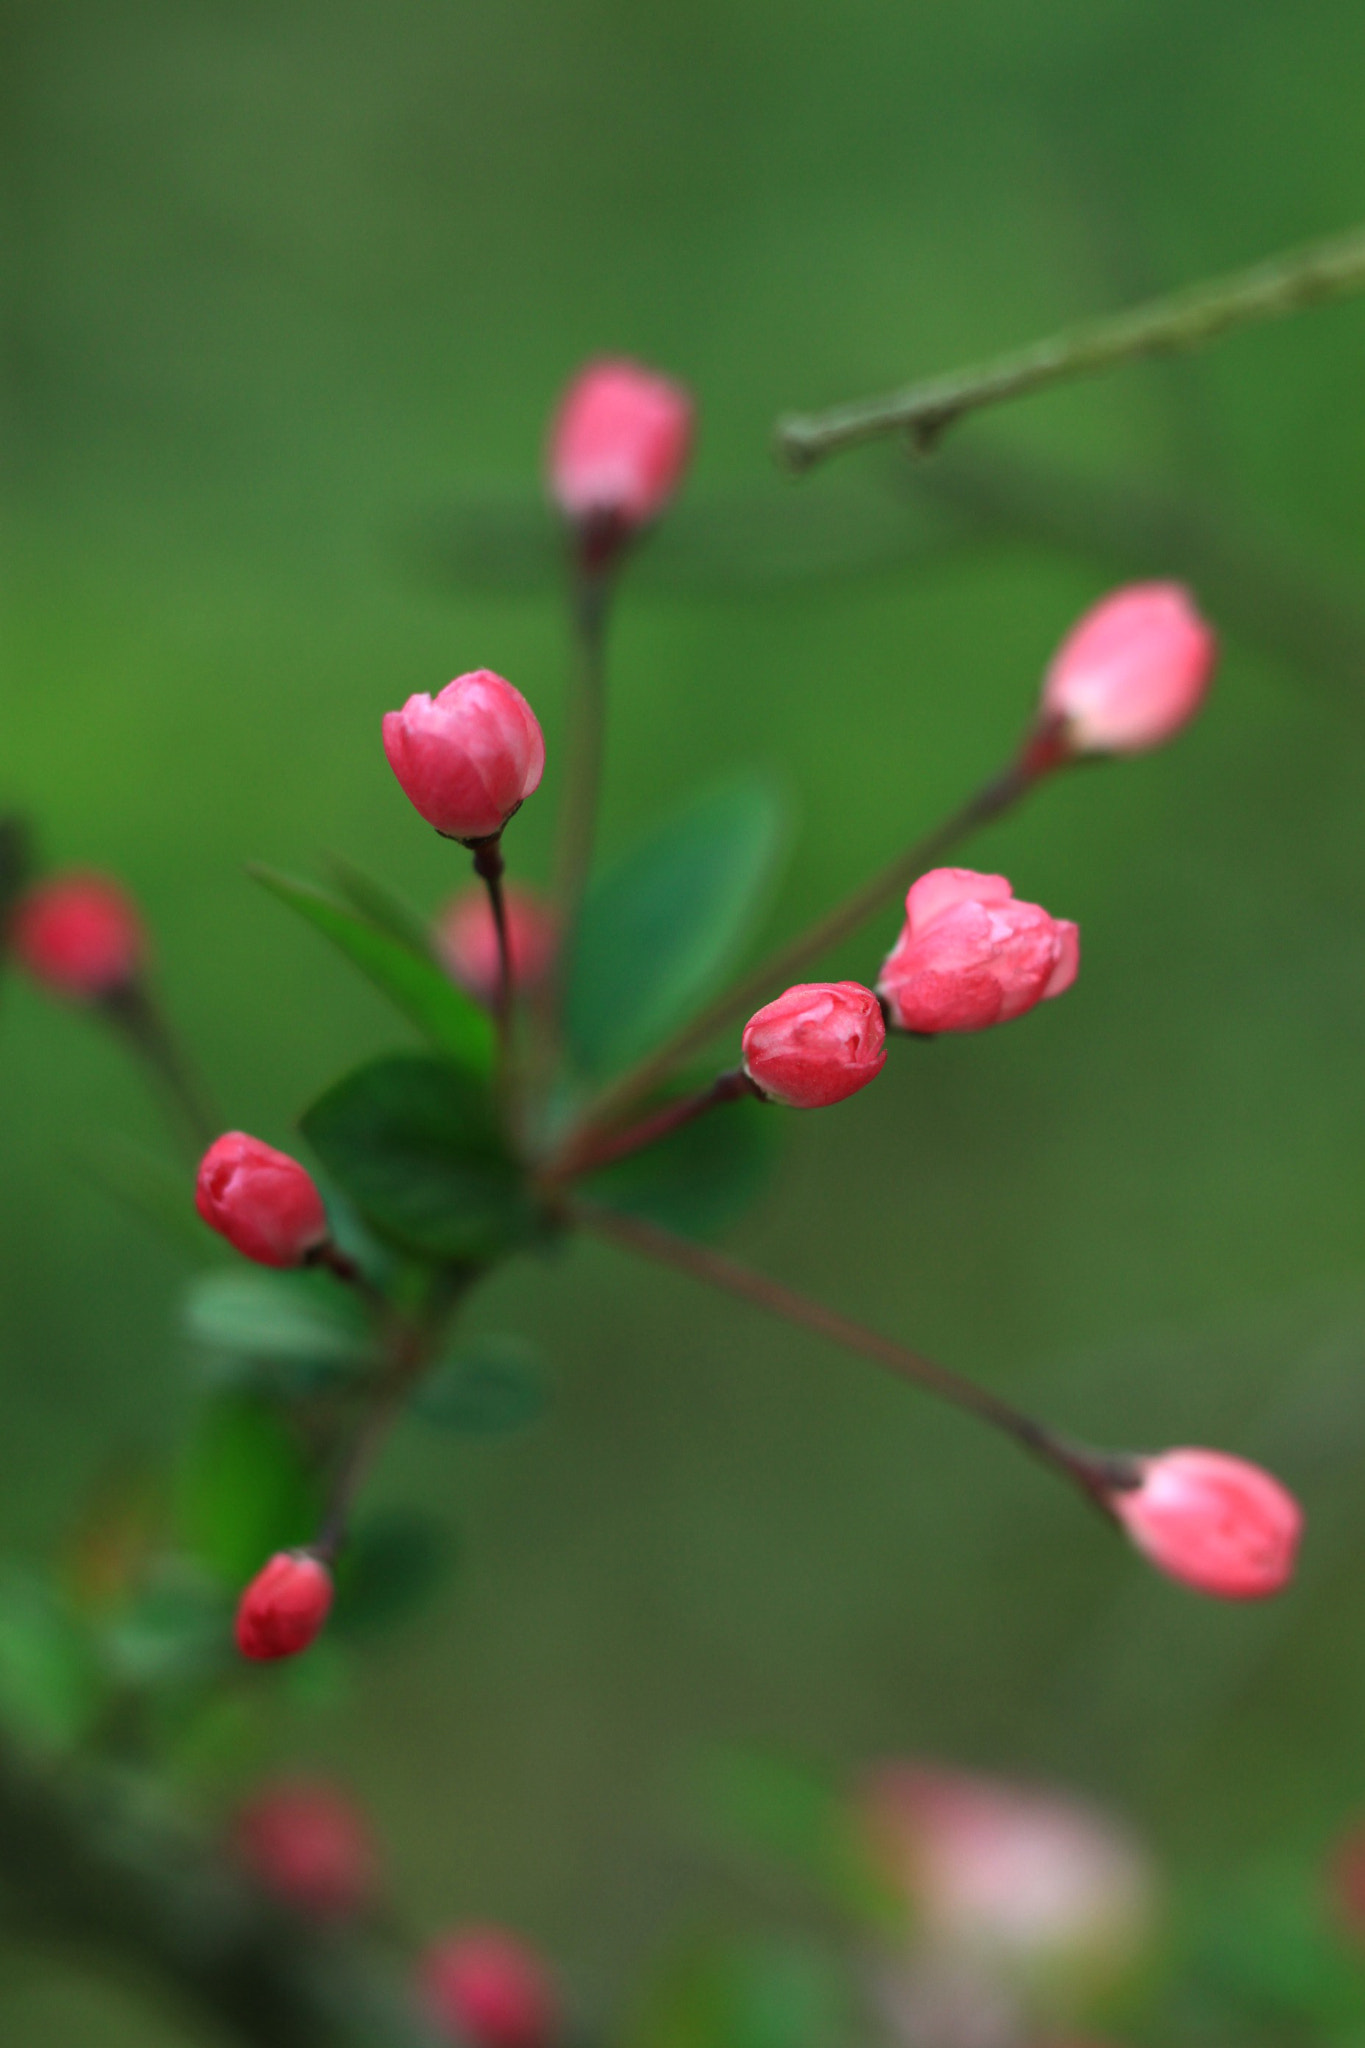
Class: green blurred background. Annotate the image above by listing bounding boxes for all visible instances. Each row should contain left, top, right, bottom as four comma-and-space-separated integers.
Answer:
7, 0, 1365, 2037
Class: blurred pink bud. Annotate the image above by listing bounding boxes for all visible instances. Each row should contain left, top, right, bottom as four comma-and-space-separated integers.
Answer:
863, 1764, 1153, 1976
196, 1132, 330, 1268
9, 873, 145, 1000
235, 1552, 333, 1661
549, 358, 693, 535
383, 671, 545, 843
1108, 1448, 1301, 1600
422, 1927, 558, 2048
230, 1780, 377, 1918
436, 885, 558, 1008
1042, 583, 1216, 756
741, 981, 886, 1108
877, 869, 1078, 1035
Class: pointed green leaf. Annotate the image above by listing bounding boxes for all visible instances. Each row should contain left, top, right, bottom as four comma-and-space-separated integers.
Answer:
414, 1335, 548, 1434
177, 1396, 323, 1584
324, 852, 434, 955
184, 1269, 373, 1382
0, 1569, 105, 1752
252, 867, 493, 1074
301, 1054, 540, 1264
568, 778, 787, 1078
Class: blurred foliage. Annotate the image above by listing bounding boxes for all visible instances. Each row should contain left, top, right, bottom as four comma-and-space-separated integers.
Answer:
10, 0, 1365, 2041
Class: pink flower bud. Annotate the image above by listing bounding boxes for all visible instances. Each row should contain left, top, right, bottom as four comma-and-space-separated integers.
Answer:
741, 981, 887, 1108
235, 1551, 333, 1661
9, 872, 145, 1000
1108, 1448, 1302, 1600
383, 671, 545, 843
877, 869, 1078, 1035
862, 1764, 1153, 1977
196, 1132, 330, 1268
548, 357, 693, 533
422, 1928, 558, 2048
230, 1780, 377, 1918
436, 885, 558, 1008
1042, 583, 1216, 756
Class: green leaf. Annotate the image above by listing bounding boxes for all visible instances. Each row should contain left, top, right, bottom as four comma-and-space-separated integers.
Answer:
584, 1092, 779, 1238
331, 1509, 455, 1637
414, 1335, 548, 1434
177, 1396, 323, 1585
630, 1938, 851, 2048
252, 867, 493, 1075
184, 1269, 373, 1382
698, 1748, 895, 1927
301, 1054, 540, 1264
0, 1568, 105, 1751
567, 777, 787, 1079
324, 852, 434, 955
103, 1563, 232, 1688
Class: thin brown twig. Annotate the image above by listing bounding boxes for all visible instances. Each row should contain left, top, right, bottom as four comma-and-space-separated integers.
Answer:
572, 1197, 1134, 1505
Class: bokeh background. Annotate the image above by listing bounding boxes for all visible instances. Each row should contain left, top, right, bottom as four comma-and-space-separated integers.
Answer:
7, 0, 1365, 2038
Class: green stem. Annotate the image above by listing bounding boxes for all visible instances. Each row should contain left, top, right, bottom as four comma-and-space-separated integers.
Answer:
100, 980, 218, 1154
573, 1199, 1132, 1505
565, 744, 1054, 1146
778, 221, 1365, 468
551, 567, 613, 952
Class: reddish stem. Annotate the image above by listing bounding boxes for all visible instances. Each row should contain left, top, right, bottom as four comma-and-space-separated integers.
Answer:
550, 1068, 758, 1181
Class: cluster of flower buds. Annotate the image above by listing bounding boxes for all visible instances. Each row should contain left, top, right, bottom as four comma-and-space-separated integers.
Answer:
421, 1926, 560, 2048
9, 872, 146, 1001
230, 1779, 378, 1918
1106, 1447, 1302, 1600
437, 884, 557, 1009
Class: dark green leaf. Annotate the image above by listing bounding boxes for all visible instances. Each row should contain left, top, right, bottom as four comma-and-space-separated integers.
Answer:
301, 1054, 540, 1263
324, 852, 434, 955
568, 778, 787, 1078
584, 1092, 779, 1238
331, 1508, 455, 1637
184, 1269, 374, 1385
252, 868, 493, 1075
414, 1335, 548, 1434
0, 1568, 105, 1751
176, 1396, 323, 1584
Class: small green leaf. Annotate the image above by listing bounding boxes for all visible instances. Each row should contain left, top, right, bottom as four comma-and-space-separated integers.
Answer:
177, 1396, 323, 1585
584, 1092, 779, 1238
414, 1335, 548, 1434
253, 867, 493, 1075
0, 1568, 105, 1751
567, 777, 787, 1078
184, 1269, 373, 1380
332, 1509, 455, 1637
301, 1054, 541, 1264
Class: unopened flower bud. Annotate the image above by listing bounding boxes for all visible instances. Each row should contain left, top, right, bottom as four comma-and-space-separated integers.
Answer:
230, 1779, 377, 1918
878, 869, 1078, 1036
436, 885, 557, 1008
235, 1551, 333, 1660
9, 872, 145, 1000
1108, 1448, 1301, 1600
384, 671, 545, 844
549, 358, 692, 545
741, 981, 886, 1108
422, 1927, 559, 2048
1042, 583, 1216, 756
196, 1132, 330, 1268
